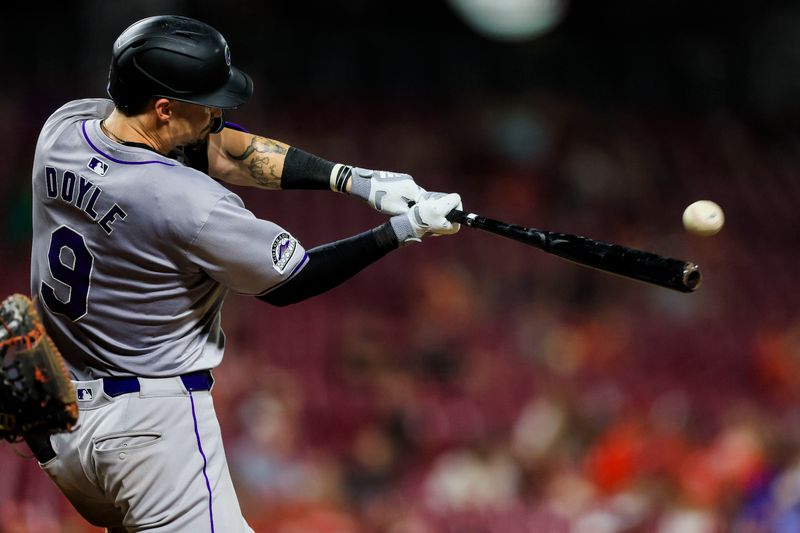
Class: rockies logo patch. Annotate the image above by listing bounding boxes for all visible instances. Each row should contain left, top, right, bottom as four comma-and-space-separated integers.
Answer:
271, 232, 297, 273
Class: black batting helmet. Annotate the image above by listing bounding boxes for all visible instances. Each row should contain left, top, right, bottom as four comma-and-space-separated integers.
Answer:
107, 15, 253, 113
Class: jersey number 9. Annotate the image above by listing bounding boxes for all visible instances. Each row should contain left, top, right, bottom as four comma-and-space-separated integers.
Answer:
41, 226, 94, 321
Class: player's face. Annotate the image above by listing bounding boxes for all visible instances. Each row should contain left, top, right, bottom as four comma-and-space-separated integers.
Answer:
168, 101, 222, 146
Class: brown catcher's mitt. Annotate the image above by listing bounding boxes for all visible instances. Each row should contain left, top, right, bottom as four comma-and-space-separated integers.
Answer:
0, 294, 77, 442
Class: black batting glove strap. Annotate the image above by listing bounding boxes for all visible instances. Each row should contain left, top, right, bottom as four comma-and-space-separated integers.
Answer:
331, 164, 354, 193
258, 222, 399, 307
280, 147, 337, 190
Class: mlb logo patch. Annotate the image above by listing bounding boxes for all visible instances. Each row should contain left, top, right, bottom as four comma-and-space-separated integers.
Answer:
87, 157, 109, 176
77, 388, 94, 401
271, 232, 297, 273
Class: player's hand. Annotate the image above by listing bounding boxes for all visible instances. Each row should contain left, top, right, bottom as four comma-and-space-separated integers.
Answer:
389, 193, 462, 244
415, 191, 464, 236
349, 167, 426, 215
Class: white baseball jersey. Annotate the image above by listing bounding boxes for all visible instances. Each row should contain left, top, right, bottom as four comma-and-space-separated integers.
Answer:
30, 98, 308, 380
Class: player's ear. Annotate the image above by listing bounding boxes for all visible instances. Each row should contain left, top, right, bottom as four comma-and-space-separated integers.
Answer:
153, 98, 173, 121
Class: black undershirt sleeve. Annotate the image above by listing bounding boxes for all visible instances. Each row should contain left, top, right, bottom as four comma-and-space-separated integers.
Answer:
258, 222, 399, 307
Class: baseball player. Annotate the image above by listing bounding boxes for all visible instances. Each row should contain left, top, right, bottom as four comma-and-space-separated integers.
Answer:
28, 15, 461, 532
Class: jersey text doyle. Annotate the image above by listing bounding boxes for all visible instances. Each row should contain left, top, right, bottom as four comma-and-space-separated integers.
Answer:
44, 166, 127, 235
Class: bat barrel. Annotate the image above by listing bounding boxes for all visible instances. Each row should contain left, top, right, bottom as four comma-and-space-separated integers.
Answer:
682, 262, 702, 291
446, 209, 702, 293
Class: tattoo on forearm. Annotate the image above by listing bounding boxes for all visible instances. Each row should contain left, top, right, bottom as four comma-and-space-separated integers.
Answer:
227, 136, 287, 189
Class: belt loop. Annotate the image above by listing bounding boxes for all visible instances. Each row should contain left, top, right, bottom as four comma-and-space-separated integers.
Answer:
103, 376, 141, 397
180, 371, 214, 392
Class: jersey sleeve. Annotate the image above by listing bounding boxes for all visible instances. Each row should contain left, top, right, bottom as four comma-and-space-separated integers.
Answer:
186, 194, 309, 295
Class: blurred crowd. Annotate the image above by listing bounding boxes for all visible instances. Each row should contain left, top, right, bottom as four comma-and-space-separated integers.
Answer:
1, 91, 800, 533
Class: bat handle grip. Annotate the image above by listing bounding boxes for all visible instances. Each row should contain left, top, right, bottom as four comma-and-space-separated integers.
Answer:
446, 209, 473, 226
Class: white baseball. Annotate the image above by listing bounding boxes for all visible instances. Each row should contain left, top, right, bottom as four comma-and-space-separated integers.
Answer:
682, 200, 724, 236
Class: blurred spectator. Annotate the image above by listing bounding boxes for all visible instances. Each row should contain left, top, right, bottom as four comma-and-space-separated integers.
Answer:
753, 317, 800, 406
423, 436, 521, 513
228, 367, 346, 528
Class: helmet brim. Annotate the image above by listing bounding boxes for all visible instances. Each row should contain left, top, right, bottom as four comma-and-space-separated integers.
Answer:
165, 66, 253, 110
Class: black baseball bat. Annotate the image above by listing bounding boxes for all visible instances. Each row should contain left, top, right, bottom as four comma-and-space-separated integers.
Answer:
446, 209, 701, 293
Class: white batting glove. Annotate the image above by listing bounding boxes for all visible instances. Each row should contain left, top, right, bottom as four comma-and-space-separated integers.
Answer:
415, 191, 464, 237
389, 193, 462, 245
348, 167, 426, 215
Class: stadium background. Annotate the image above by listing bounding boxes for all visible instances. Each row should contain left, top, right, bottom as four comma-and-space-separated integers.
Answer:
2, 1, 800, 531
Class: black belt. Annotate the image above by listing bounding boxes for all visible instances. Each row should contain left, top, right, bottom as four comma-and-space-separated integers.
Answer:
102, 370, 214, 397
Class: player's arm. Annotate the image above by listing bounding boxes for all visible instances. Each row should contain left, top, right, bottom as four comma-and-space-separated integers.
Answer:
187, 189, 461, 307
206, 127, 288, 190
206, 127, 435, 215
259, 193, 462, 306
